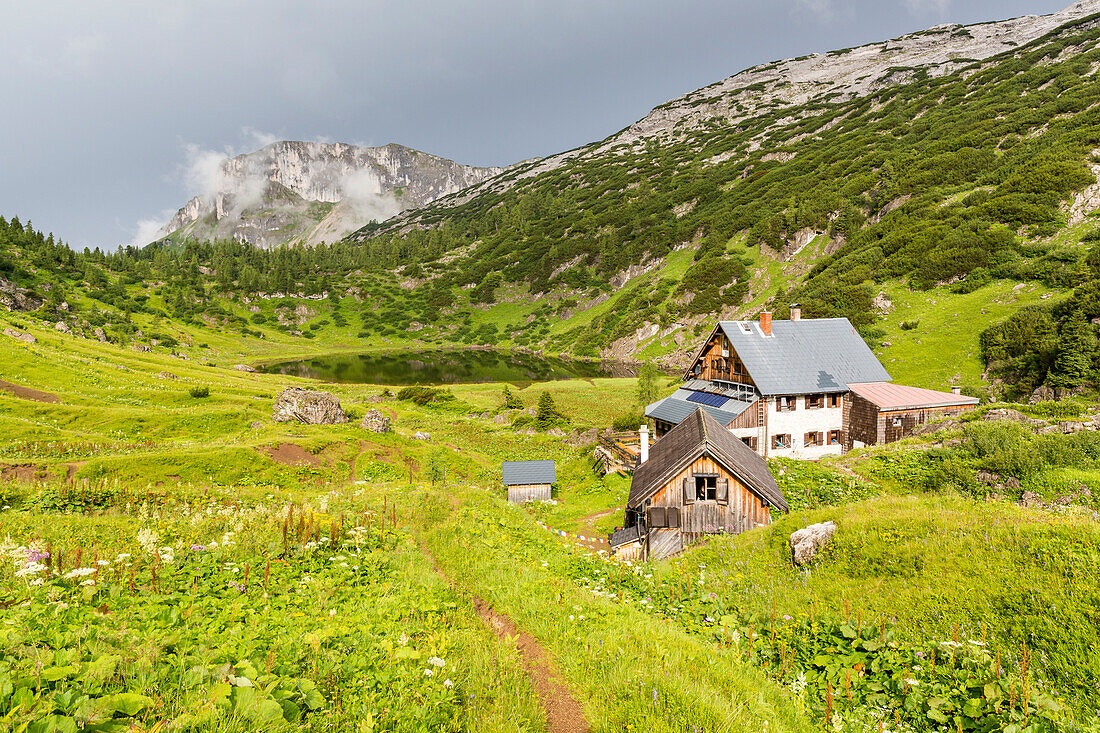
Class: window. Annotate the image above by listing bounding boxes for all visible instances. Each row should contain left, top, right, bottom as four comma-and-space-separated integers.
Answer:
772, 433, 791, 450
805, 394, 824, 410
647, 506, 679, 528
741, 436, 758, 450
695, 474, 718, 501
777, 396, 796, 412
892, 416, 904, 427
827, 429, 842, 445
828, 394, 842, 408
804, 431, 823, 447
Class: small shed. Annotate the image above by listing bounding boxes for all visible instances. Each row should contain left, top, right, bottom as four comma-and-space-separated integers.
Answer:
502, 460, 556, 503
617, 407, 786, 561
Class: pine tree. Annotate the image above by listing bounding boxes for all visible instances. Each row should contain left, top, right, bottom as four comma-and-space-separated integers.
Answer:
1049, 311, 1094, 389
501, 384, 524, 410
535, 391, 562, 430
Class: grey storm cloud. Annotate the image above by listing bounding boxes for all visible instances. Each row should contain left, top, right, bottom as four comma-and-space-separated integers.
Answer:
0, 0, 1070, 249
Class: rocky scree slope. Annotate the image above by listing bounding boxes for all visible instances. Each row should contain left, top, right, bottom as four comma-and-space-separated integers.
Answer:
157, 141, 504, 248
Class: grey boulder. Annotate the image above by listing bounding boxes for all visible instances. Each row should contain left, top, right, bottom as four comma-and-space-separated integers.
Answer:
790, 521, 837, 566
272, 387, 348, 424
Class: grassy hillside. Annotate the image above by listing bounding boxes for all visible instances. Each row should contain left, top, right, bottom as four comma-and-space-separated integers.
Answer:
0, 313, 1098, 730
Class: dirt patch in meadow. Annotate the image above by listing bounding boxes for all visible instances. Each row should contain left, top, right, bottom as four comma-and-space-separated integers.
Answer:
0, 380, 59, 403
473, 598, 590, 733
1, 464, 44, 482
66, 462, 85, 482
262, 443, 325, 467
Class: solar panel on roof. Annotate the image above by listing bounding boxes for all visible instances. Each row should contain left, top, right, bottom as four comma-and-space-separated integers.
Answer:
686, 391, 728, 408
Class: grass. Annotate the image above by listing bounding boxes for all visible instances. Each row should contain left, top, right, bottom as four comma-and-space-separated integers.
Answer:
873, 278, 1061, 390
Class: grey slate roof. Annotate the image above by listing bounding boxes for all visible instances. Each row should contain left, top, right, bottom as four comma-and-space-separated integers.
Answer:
609, 524, 642, 548
629, 408, 787, 512
645, 389, 753, 426
717, 318, 891, 396
502, 460, 556, 486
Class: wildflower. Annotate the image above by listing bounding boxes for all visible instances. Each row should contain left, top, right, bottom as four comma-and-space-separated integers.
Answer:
136, 528, 160, 555
423, 669, 434, 677
190, 545, 206, 551
116, 553, 130, 562
429, 657, 445, 667
81, 579, 95, 586
63, 567, 96, 579
398, 633, 409, 646
96, 560, 109, 566
904, 678, 919, 686
443, 679, 454, 689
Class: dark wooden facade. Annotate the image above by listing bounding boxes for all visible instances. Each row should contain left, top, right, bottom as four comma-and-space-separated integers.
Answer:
692, 332, 757, 388
643, 455, 772, 560
845, 392, 973, 448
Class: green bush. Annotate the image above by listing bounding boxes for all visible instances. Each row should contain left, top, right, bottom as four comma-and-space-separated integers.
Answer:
189, 386, 210, 398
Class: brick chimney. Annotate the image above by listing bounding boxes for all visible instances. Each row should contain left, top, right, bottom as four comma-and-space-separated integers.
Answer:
790, 304, 801, 322
639, 424, 649, 464
759, 311, 772, 336
951, 386, 962, 395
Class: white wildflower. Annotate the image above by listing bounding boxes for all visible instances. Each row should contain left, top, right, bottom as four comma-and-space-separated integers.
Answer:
443, 679, 454, 689
63, 567, 96, 579
136, 528, 159, 555
429, 657, 445, 668
423, 668, 434, 677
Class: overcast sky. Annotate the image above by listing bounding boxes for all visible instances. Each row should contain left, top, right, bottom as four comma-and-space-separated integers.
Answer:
0, 0, 1069, 250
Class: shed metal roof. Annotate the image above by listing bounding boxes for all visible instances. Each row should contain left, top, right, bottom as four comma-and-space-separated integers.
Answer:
847, 382, 979, 411
714, 318, 891, 396
645, 389, 752, 426
502, 460, 556, 487
609, 524, 642, 548
629, 408, 786, 512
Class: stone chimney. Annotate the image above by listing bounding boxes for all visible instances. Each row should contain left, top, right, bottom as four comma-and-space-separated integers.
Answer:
760, 311, 772, 336
951, 386, 962, 395
639, 424, 649, 464
790, 304, 801, 322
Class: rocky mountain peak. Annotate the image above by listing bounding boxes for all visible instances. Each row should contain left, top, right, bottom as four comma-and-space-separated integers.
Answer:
155, 141, 503, 248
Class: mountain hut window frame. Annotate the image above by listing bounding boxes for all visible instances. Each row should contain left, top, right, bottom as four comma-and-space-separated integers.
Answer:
741, 435, 758, 450
892, 416, 904, 427
827, 429, 842, 445
772, 433, 791, 450
694, 473, 718, 501
777, 396, 796, 412
805, 393, 824, 410
828, 394, 842, 408
804, 430, 823, 447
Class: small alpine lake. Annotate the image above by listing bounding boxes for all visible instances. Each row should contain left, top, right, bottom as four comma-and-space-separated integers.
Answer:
256, 348, 642, 385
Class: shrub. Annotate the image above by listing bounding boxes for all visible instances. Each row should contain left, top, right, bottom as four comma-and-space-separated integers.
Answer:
189, 386, 210, 398
899, 319, 920, 331
396, 385, 453, 406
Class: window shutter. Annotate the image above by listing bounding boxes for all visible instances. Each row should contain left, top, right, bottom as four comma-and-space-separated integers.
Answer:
667, 507, 680, 528
648, 506, 666, 528
682, 477, 694, 505
716, 478, 729, 505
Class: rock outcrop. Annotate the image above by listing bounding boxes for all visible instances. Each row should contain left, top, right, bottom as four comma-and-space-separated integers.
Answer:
790, 521, 837, 566
272, 387, 348, 424
155, 141, 505, 248
413, 431, 431, 441
360, 408, 392, 433
232, 364, 258, 373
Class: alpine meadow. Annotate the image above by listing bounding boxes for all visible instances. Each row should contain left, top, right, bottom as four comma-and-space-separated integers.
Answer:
5, 2, 1100, 733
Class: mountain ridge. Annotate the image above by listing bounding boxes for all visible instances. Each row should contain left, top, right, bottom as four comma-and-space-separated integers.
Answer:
157, 140, 505, 248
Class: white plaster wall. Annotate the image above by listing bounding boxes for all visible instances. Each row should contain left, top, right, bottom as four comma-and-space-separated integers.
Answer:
764, 395, 844, 459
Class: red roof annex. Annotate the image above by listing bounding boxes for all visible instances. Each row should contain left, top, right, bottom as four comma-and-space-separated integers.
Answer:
847, 382, 979, 411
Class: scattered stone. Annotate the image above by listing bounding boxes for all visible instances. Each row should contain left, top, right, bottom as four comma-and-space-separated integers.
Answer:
977, 470, 1002, 486
157, 371, 178, 380
3, 328, 21, 339
492, 413, 510, 425
54, 321, 71, 334
981, 408, 1046, 428
912, 419, 959, 436
133, 343, 151, 352
790, 521, 836, 566
17, 333, 36, 344
1028, 385, 1056, 404
546, 427, 566, 437
872, 292, 894, 315
413, 431, 431, 440
272, 387, 348, 424
94, 327, 107, 342
1054, 494, 1074, 506
233, 364, 258, 373
360, 409, 392, 434
567, 428, 599, 447
1005, 476, 1021, 491
1019, 491, 1043, 508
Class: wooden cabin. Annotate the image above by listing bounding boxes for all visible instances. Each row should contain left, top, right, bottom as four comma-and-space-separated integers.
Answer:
502, 460, 556, 503
611, 408, 787, 561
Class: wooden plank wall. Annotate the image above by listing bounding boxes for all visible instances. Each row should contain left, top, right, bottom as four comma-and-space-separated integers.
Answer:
648, 455, 771, 558
507, 484, 552, 503
728, 400, 761, 429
